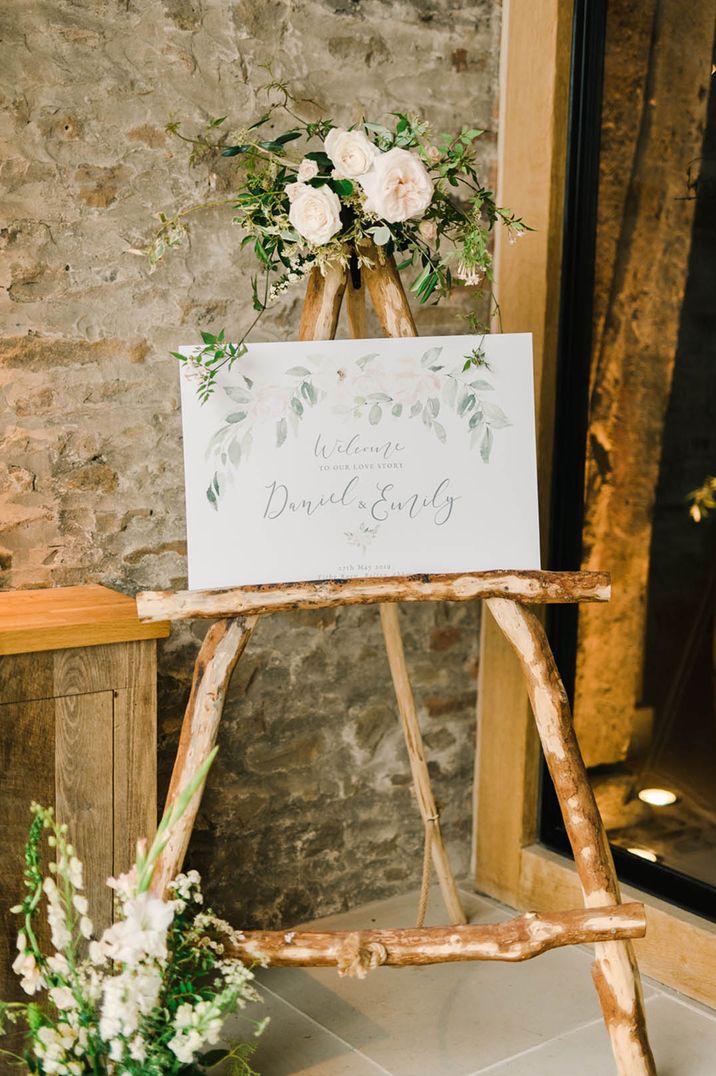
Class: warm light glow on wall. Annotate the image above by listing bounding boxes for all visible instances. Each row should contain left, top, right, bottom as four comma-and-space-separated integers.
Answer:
637, 788, 678, 807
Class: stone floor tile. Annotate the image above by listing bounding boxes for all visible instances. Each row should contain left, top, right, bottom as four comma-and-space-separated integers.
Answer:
470, 994, 716, 1076
223, 989, 389, 1075
258, 888, 611, 1075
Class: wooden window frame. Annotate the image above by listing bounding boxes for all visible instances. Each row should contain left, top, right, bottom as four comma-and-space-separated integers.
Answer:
472, 0, 716, 1008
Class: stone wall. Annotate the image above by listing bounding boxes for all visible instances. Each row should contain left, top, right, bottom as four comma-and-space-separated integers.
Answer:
0, 0, 500, 926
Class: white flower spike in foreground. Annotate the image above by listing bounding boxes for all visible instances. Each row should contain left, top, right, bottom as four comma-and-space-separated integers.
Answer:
2, 751, 266, 1075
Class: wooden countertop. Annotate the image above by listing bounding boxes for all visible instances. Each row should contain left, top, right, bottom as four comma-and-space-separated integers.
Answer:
0, 585, 171, 655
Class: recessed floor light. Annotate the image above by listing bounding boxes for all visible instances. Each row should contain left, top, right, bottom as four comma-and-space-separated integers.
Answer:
627, 847, 658, 863
637, 787, 678, 807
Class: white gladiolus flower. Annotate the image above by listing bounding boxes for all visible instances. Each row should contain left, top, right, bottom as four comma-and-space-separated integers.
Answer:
359, 147, 434, 223
12, 937, 45, 995
99, 892, 174, 965
168, 1000, 223, 1065
47, 952, 70, 976
72, 894, 88, 916
49, 985, 77, 1010
288, 183, 343, 246
325, 127, 378, 178
67, 856, 83, 890
297, 157, 319, 181
43, 878, 72, 951
99, 965, 162, 1041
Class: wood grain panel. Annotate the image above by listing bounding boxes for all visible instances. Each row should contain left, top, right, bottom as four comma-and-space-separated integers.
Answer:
0, 651, 53, 705
520, 845, 716, 1009
0, 585, 169, 656
113, 641, 157, 875
55, 691, 114, 933
0, 698, 55, 1000
53, 642, 127, 696
472, 0, 573, 900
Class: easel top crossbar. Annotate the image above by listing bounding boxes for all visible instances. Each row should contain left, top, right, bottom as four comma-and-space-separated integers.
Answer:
136, 569, 610, 623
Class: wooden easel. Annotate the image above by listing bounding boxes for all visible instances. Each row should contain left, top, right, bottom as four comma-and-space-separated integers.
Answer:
137, 247, 656, 1075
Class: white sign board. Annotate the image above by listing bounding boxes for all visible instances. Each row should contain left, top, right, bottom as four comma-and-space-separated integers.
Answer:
179, 334, 540, 589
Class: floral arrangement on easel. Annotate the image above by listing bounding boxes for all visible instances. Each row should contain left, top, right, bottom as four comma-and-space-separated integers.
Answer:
0, 751, 265, 1075
146, 80, 527, 400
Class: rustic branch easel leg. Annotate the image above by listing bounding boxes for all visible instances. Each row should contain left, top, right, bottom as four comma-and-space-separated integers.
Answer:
486, 598, 655, 1076
151, 616, 257, 896
346, 264, 466, 925
380, 603, 468, 925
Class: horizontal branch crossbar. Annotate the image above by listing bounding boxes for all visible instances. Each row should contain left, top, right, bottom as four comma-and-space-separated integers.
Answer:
228, 903, 645, 973
137, 570, 611, 623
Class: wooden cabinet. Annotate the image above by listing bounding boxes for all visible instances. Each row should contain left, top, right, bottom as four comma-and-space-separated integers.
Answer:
0, 585, 169, 997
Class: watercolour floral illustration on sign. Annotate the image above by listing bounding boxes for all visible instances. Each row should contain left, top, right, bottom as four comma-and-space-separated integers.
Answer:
179, 334, 540, 590
200, 345, 511, 510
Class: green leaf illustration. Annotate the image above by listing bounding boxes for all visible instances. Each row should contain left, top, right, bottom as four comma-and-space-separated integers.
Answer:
481, 401, 512, 428
392, 403, 403, 417
228, 440, 241, 464
226, 411, 247, 423
286, 366, 312, 376
410, 401, 422, 417
291, 397, 304, 416
276, 417, 287, 447
224, 387, 251, 403
356, 353, 379, 370
369, 402, 382, 425
433, 420, 447, 443
480, 426, 494, 463
420, 346, 443, 367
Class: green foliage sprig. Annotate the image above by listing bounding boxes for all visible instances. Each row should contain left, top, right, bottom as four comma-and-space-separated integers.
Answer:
148, 79, 528, 400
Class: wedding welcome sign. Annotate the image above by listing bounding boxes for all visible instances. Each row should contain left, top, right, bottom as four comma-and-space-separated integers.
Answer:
179, 334, 540, 589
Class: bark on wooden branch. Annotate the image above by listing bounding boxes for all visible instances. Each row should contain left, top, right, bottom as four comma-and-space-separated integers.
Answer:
150, 617, 256, 896
487, 598, 656, 1075
298, 263, 346, 341
345, 270, 368, 339
361, 242, 418, 337
379, 603, 466, 925
228, 903, 646, 974
137, 570, 611, 622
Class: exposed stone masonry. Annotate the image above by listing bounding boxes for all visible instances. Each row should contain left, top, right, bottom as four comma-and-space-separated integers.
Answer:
1, 0, 499, 926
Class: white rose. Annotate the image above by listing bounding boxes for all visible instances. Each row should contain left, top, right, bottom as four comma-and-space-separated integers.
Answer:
359, 147, 434, 223
288, 183, 343, 246
297, 157, 319, 181
324, 127, 378, 178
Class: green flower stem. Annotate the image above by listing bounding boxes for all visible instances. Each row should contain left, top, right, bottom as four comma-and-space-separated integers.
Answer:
135, 746, 219, 893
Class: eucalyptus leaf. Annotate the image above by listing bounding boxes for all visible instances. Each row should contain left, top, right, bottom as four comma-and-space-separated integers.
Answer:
392, 403, 403, 417
480, 425, 494, 463
226, 412, 247, 423
433, 420, 447, 443
369, 403, 382, 425
291, 396, 304, 416
276, 417, 287, 447
410, 400, 422, 417
224, 387, 250, 403
480, 401, 511, 427
286, 366, 312, 376
420, 346, 443, 367
228, 440, 242, 464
